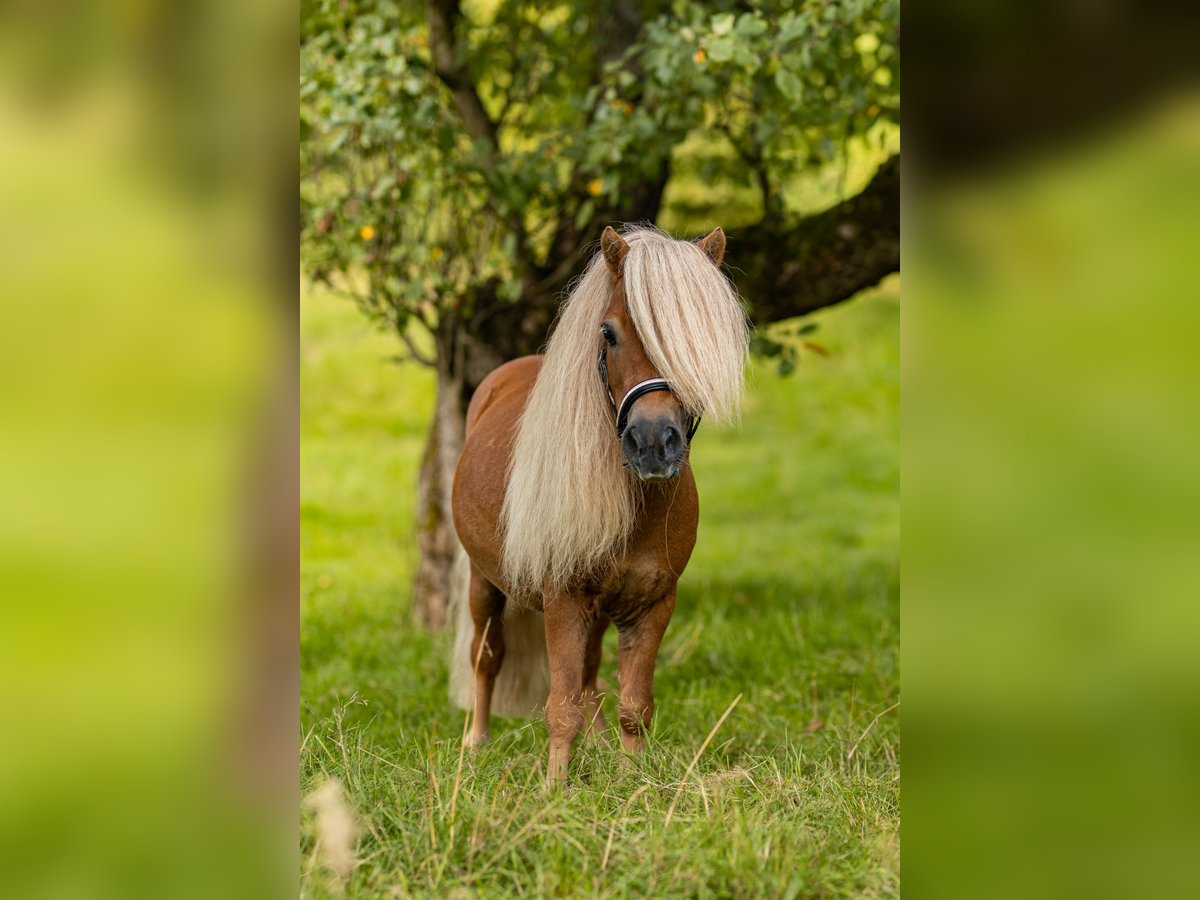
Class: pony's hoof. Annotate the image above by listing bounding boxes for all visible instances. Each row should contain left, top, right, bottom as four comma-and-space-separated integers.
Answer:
464, 732, 490, 750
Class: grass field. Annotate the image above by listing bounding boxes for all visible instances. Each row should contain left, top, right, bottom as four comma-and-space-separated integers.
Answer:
300, 275, 899, 897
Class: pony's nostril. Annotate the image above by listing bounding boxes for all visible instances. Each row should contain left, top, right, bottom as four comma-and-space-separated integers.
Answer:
624, 424, 642, 453
662, 425, 681, 457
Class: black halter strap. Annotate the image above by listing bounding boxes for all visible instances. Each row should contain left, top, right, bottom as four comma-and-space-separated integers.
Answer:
598, 348, 701, 442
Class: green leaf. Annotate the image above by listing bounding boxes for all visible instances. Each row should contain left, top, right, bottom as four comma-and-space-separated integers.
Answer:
774, 69, 803, 101
497, 279, 522, 302
778, 12, 809, 43
855, 32, 880, 55
735, 14, 768, 38
733, 44, 760, 70
370, 174, 397, 200
750, 334, 784, 358
711, 13, 735, 36
574, 199, 595, 231
707, 37, 734, 63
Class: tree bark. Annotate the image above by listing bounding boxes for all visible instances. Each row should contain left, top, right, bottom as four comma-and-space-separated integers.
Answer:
411, 329, 469, 629
411, 386, 454, 630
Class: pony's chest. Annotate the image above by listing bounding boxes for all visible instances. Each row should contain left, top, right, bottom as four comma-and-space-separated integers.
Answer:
592, 558, 678, 626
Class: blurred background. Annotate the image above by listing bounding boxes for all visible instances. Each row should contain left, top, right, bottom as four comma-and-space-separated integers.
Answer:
0, 1, 295, 898
906, 2, 1200, 898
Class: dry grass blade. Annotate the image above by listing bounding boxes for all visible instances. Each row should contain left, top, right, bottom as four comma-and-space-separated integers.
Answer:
601, 783, 652, 872
473, 802, 557, 879
663, 693, 742, 828
449, 616, 492, 842
846, 701, 899, 761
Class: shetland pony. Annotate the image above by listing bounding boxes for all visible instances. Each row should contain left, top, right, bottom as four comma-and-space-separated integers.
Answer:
449, 225, 748, 785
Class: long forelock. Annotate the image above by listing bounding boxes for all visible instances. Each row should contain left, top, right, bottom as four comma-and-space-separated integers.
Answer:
621, 226, 749, 422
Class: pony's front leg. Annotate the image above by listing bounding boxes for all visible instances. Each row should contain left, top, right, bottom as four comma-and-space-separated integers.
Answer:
616, 593, 676, 753
542, 594, 590, 787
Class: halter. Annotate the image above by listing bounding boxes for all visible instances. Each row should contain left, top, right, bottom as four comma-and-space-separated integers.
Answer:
598, 348, 701, 442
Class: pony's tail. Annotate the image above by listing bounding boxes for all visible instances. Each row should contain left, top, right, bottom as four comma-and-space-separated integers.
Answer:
448, 547, 550, 719
448, 546, 475, 712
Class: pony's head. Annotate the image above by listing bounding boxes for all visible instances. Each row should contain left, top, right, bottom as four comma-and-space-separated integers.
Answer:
597, 225, 727, 481
501, 225, 749, 597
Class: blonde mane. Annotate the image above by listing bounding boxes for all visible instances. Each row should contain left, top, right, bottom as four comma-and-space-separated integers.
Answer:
499, 226, 750, 599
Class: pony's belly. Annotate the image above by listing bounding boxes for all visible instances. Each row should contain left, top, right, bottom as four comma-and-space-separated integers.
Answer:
451, 438, 509, 593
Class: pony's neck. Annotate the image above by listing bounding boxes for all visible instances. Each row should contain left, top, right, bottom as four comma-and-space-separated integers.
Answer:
630, 474, 684, 520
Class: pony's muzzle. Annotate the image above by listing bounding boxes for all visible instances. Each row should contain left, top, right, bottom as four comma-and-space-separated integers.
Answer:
622, 417, 685, 481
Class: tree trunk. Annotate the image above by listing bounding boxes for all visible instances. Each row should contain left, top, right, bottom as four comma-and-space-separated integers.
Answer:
411, 321, 513, 630
411, 332, 469, 629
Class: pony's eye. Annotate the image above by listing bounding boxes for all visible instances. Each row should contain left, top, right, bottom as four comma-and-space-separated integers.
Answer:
601, 324, 617, 346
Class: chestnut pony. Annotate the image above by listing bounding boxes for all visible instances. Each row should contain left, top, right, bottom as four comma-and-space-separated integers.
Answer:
449, 225, 748, 785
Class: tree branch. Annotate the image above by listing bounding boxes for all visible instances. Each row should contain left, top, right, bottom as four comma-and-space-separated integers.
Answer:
716, 119, 774, 219
425, 0, 497, 145
729, 154, 899, 324
396, 328, 437, 368
425, 0, 541, 275
544, 0, 666, 277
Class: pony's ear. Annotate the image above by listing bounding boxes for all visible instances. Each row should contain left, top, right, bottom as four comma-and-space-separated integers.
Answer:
601, 226, 629, 274
698, 227, 726, 267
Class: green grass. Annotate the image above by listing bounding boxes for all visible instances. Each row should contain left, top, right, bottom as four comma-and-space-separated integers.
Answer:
301, 275, 899, 897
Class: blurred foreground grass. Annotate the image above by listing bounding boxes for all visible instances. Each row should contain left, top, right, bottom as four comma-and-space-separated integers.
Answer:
0, 55, 291, 897
300, 274, 899, 896
905, 92, 1200, 899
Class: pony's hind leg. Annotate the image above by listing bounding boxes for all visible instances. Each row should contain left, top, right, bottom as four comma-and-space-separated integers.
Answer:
466, 566, 506, 748
581, 613, 610, 741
